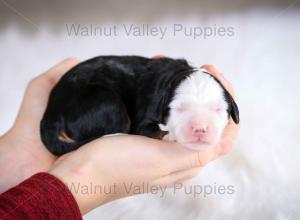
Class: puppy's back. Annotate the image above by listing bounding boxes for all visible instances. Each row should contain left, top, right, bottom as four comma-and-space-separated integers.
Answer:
41, 56, 150, 155
40, 56, 194, 155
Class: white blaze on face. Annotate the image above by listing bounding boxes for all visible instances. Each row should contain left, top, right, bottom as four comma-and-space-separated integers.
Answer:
159, 69, 229, 150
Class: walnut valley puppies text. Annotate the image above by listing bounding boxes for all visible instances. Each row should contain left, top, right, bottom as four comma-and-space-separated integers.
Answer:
65, 182, 235, 198
66, 23, 235, 39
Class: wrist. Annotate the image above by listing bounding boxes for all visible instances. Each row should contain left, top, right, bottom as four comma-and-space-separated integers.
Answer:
0, 131, 31, 193
0, 129, 57, 193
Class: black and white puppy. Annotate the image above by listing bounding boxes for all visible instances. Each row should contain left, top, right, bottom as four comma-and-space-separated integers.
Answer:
40, 56, 239, 155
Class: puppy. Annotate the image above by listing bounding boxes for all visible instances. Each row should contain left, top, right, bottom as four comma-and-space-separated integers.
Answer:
40, 56, 239, 155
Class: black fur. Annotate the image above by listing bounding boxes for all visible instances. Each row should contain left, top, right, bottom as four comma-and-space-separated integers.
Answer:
202, 71, 240, 124
40, 56, 239, 155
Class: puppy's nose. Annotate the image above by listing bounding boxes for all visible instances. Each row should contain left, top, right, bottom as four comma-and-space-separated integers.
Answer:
192, 125, 207, 137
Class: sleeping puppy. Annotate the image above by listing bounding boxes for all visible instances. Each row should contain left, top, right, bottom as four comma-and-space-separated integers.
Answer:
40, 56, 239, 155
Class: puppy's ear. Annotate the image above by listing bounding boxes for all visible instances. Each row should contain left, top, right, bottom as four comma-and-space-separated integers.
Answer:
225, 91, 240, 124
206, 72, 240, 124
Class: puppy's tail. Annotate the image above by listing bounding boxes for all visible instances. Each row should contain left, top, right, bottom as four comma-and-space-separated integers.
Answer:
40, 118, 87, 156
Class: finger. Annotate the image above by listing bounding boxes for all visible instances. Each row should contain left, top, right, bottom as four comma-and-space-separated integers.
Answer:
153, 167, 202, 187
152, 54, 166, 59
97, 135, 197, 172
156, 138, 221, 171
160, 141, 219, 172
98, 135, 216, 173
201, 64, 235, 97
24, 57, 79, 103
201, 64, 224, 78
36, 57, 80, 85
14, 58, 80, 129
219, 118, 240, 155
197, 146, 220, 165
222, 118, 240, 140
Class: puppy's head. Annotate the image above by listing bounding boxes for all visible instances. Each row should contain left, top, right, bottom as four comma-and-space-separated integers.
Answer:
159, 69, 239, 150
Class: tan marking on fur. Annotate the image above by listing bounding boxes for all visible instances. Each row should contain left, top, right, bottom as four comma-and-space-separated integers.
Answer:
156, 130, 168, 140
58, 131, 75, 143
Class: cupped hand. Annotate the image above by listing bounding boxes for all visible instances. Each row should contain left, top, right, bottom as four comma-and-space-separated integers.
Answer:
0, 56, 239, 215
49, 62, 240, 214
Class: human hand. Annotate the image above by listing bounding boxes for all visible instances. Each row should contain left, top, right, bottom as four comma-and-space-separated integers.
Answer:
49, 64, 240, 215
0, 56, 239, 216
0, 58, 80, 193
49, 134, 216, 214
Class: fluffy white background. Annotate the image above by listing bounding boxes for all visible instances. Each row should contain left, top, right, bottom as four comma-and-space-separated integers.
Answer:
0, 1, 299, 219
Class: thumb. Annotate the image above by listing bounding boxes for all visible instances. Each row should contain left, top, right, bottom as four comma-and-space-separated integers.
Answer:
161, 141, 219, 172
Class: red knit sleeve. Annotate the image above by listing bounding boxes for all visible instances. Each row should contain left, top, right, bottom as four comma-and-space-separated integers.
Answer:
0, 172, 82, 220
